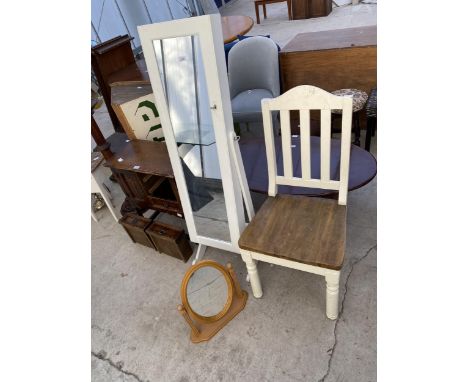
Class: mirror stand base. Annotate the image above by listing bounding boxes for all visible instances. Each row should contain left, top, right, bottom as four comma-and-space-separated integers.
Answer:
179, 261, 248, 344
188, 290, 248, 344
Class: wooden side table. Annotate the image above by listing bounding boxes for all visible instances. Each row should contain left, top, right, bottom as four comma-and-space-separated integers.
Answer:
103, 134, 184, 218
254, 0, 292, 24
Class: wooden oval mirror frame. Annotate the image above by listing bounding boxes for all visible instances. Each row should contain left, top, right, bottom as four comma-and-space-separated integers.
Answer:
178, 260, 248, 343
181, 260, 233, 323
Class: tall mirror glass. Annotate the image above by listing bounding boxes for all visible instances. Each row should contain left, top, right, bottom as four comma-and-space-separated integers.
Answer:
153, 36, 231, 243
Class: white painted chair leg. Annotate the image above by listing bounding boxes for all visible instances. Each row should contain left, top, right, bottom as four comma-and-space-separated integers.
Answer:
92, 168, 120, 223
99, 189, 120, 223
243, 254, 263, 298
91, 209, 98, 222
192, 244, 207, 265
325, 271, 340, 320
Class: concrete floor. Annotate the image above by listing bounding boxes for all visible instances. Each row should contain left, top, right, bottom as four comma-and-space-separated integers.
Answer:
92, 3, 377, 381
92, 174, 376, 382
92, 119, 376, 382
220, 0, 377, 48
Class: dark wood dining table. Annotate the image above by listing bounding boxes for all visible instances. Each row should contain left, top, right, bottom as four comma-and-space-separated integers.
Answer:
238, 136, 376, 197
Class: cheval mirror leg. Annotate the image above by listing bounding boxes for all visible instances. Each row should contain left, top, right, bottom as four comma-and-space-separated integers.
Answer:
192, 244, 207, 265
325, 271, 340, 320
241, 252, 263, 298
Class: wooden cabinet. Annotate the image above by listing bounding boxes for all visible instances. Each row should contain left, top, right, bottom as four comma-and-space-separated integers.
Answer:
291, 0, 332, 19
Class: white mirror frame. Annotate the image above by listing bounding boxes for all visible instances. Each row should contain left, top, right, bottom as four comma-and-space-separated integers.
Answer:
138, 15, 252, 254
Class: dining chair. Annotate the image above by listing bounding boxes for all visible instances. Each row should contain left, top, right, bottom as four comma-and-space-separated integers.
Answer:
238, 85, 353, 319
197, 0, 220, 15
228, 36, 280, 135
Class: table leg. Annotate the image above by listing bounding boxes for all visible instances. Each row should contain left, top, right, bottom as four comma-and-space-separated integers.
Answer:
263, 3, 267, 19
365, 117, 373, 151
288, 0, 292, 20
353, 112, 361, 147
255, 3, 260, 24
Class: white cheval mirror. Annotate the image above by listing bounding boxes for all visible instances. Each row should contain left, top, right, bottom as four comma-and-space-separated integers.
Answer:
138, 15, 254, 259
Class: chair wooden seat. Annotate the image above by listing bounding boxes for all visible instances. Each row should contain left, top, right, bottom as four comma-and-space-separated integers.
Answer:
239, 194, 346, 270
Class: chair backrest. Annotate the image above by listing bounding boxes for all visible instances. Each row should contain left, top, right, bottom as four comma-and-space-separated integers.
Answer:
197, 0, 220, 15
261, 85, 353, 205
228, 36, 280, 98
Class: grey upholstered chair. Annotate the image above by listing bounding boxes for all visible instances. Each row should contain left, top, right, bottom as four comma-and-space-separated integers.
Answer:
228, 36, 280, 134
196, 0, 220, 14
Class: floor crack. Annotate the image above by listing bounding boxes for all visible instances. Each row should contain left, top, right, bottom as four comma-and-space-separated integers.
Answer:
318, 244, 377, 382
92, 351, 147, 382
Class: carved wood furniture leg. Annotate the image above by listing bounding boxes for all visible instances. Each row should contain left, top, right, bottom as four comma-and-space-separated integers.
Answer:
287, 0, 292, 20
192, 244, 207, 265
255, 2, 261, 24
325, 271, 340, 320
242, 252, 263, 298
120, 197, 139, 215
263, 3, 267, 18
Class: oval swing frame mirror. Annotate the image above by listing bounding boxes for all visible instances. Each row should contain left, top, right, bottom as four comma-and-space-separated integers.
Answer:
181, 260, 233, 323
178, 260, 248, 343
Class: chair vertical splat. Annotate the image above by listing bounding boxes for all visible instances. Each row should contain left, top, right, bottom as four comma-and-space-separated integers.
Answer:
299, 109, 311, 179
261, 104, 278, 197
280, 110, 293, 178
320, 109, 331, 182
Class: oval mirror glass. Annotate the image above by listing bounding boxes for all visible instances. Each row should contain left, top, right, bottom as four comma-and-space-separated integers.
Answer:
186, 266, 228, 318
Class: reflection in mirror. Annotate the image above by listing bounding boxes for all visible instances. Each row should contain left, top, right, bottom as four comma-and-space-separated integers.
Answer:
187, 266, 228, 317
152, 36, 231, 243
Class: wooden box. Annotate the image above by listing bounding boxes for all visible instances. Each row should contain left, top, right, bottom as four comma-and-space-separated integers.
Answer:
119, 213, 154, 248
280, 26, 377, 94
146, 221, 193, 262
